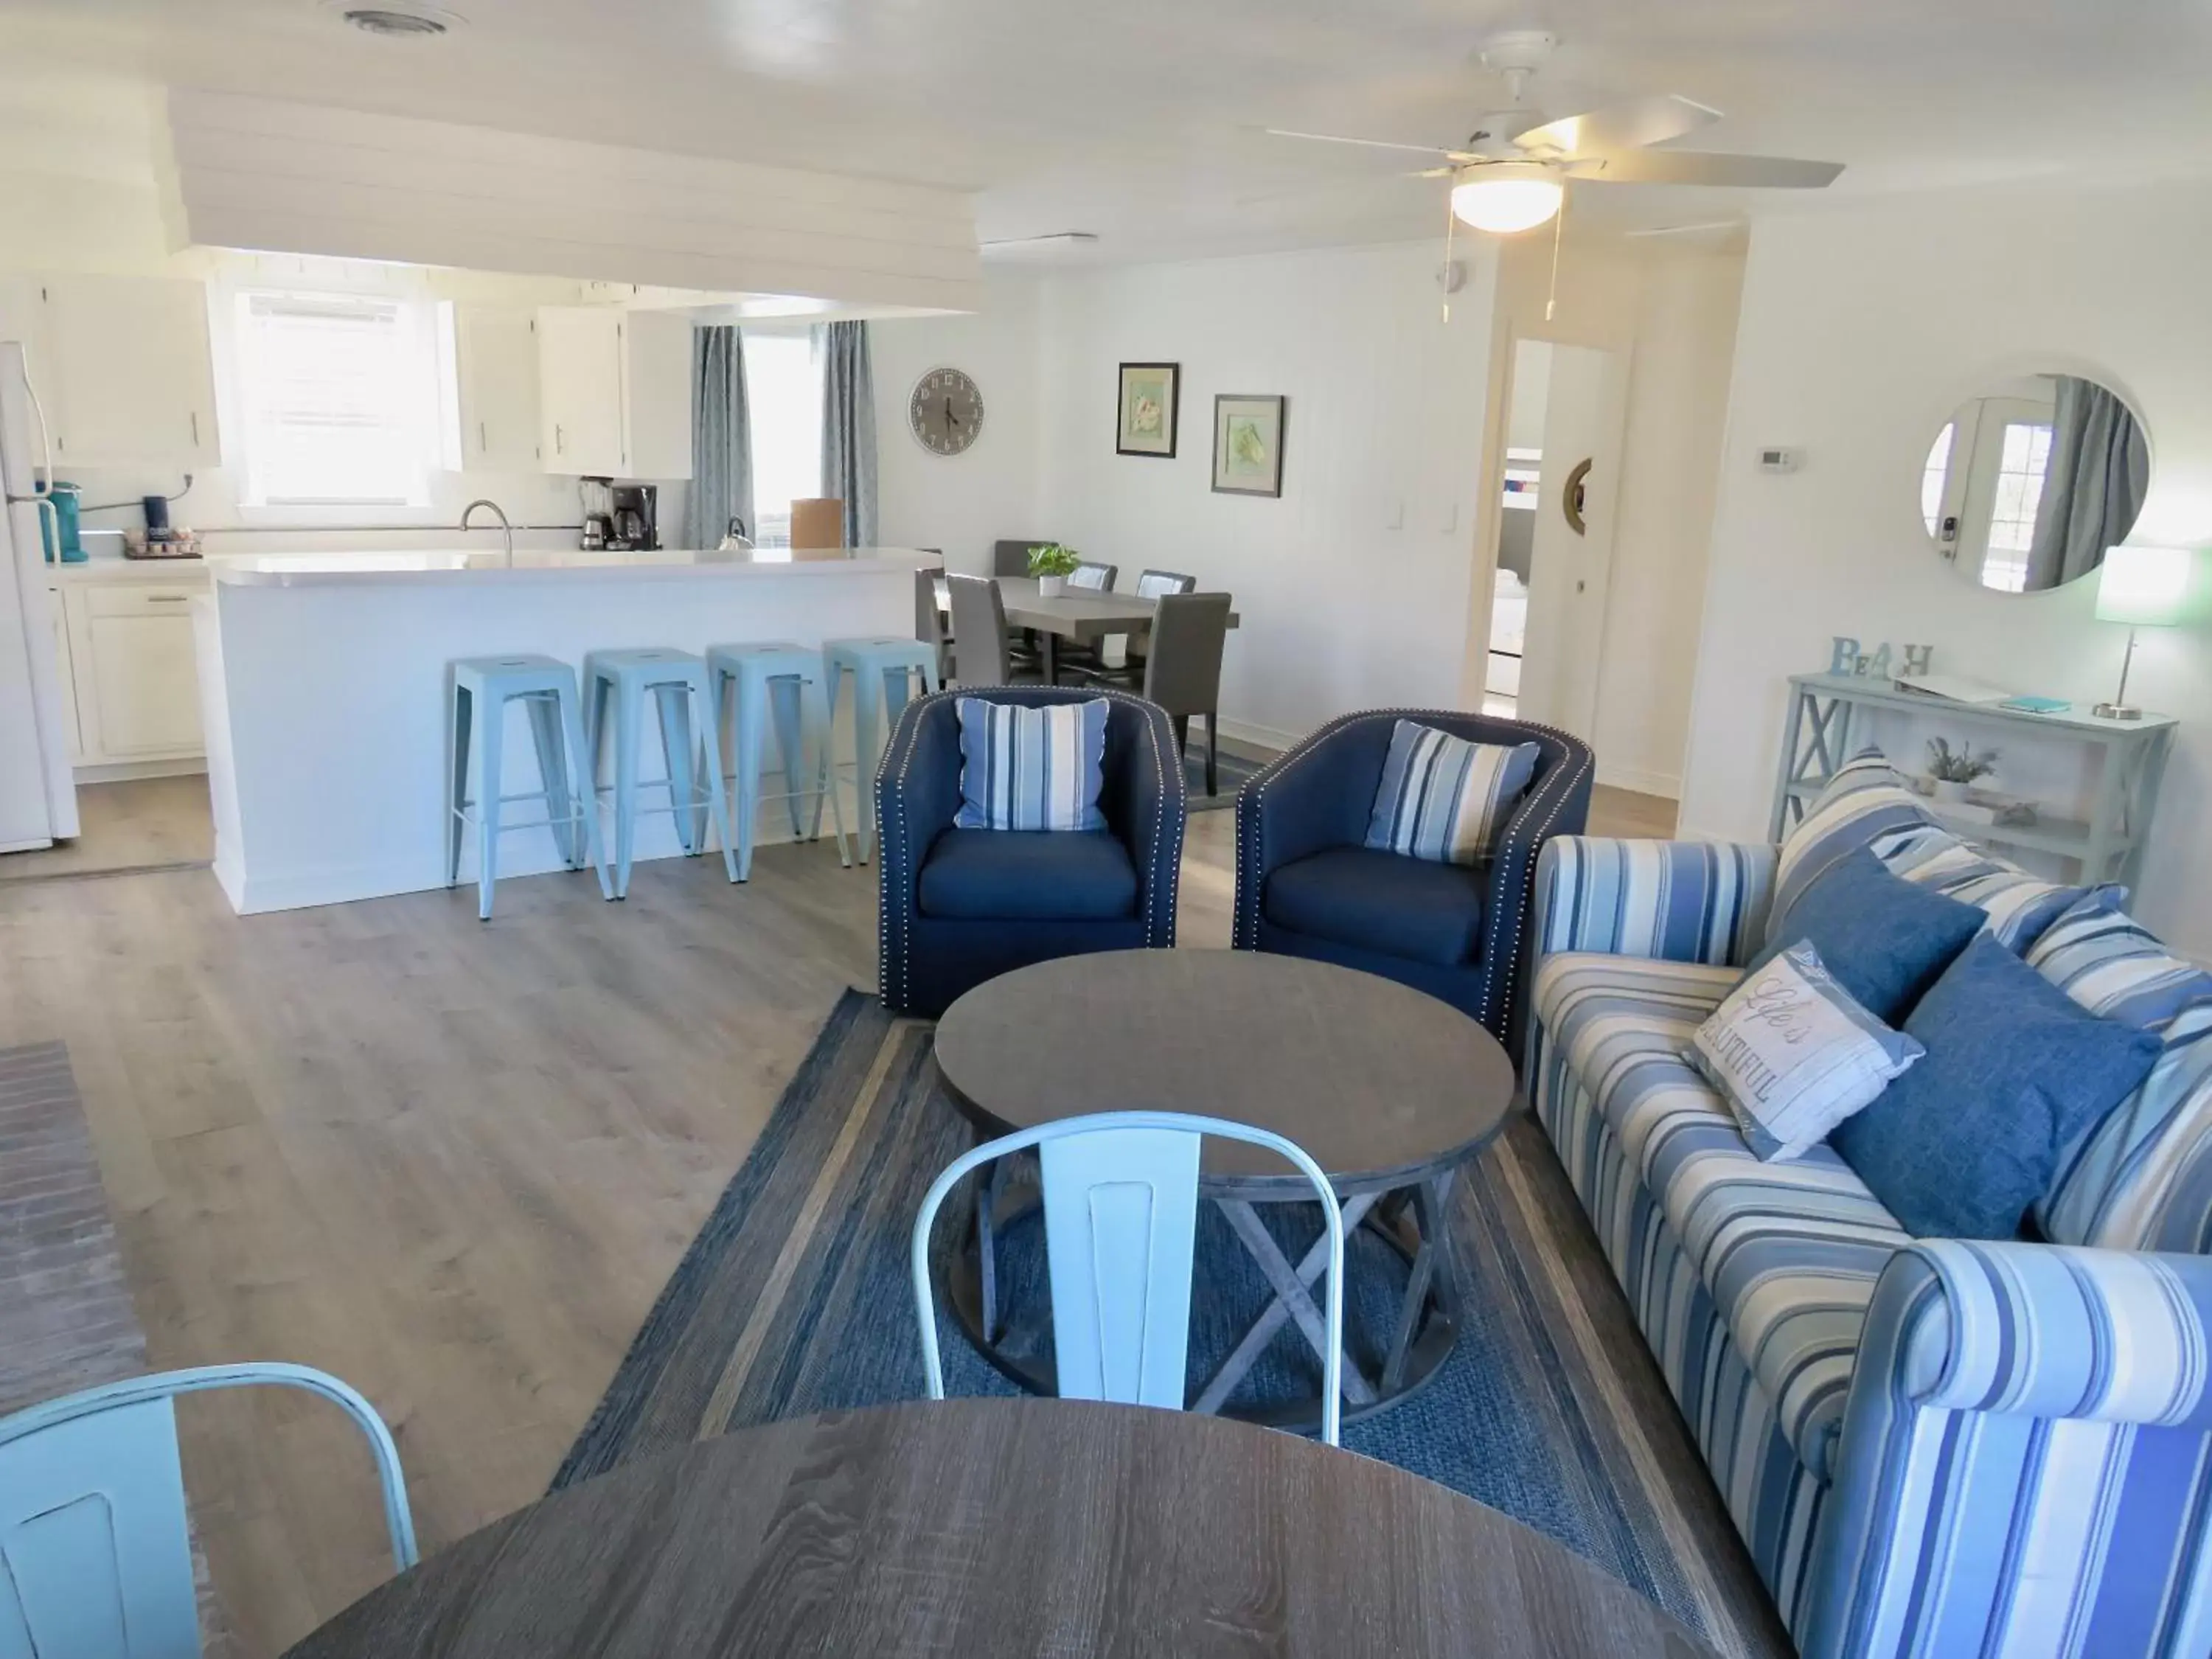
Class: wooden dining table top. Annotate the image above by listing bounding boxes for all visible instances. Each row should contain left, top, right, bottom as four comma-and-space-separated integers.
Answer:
282, 1399, 1711, 1658
937, 575, 1242, 640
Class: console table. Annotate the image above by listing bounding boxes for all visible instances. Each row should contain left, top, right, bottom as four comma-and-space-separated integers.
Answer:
1770, 673, 2177, 891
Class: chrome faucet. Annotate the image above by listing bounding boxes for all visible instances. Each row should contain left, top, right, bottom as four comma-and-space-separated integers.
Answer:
460, 498, 514, 567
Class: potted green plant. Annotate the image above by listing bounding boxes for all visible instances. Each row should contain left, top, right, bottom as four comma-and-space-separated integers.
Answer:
1028, 543, 1081, 597
1924, 737, 1998, 805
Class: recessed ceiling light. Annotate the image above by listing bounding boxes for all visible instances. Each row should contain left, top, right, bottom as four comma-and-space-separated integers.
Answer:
333, 4, 465, 38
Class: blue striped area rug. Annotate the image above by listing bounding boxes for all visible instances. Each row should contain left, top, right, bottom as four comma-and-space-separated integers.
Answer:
555, 992, 1788, 1658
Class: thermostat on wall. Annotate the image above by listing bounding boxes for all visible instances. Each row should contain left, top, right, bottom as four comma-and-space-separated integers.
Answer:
1756, 446, 1802, 473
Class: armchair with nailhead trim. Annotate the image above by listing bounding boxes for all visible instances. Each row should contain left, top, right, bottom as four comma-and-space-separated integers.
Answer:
877, 687, 1187, 1018
1231, 709, 1593, 1054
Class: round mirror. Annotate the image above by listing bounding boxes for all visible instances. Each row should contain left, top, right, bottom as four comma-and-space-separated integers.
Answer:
1921, 372, 2150, 593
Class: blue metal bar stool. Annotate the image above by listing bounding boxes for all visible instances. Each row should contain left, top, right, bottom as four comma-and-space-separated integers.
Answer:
815, 636, 942, 863
448, 653, 612, 919
582, 647, 739, 897
706, 641, 852, 882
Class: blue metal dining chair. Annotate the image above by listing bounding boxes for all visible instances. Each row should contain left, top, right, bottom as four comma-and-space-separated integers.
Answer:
909, 1110, 1348, 1445
0, 1363, 417, 1658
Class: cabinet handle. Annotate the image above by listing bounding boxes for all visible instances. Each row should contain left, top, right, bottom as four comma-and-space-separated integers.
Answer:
189, 411, 200, 446
144, 594, 189, 604
479, 420, 488, 453
555, 423, 566, 454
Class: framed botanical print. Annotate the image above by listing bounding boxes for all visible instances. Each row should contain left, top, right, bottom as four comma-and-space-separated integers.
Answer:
1116, 362, 1180, 457
1211, 394, 1286, 497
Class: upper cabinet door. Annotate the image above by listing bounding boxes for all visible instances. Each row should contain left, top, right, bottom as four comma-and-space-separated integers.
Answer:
42, 276, 220, 470
455, 307, 542, 473
535, 307, 626, 476
620, 311, 695, 481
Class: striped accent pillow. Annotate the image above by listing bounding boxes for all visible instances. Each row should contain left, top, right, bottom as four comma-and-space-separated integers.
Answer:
1364, 721, 1540, 866
953, 698, 1109, 832
2025, 897, 2212, 1249
1876, 830, 2120, 955
1770, 748, 1944, 933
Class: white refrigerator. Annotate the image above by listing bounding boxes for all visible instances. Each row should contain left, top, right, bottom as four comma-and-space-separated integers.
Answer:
0, 339, 80, 850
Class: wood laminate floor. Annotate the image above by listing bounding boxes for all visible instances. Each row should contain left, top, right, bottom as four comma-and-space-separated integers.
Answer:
0, 776, 1674, 1657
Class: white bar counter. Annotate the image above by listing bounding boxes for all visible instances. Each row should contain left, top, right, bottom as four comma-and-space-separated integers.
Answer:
195, 547, 933, 914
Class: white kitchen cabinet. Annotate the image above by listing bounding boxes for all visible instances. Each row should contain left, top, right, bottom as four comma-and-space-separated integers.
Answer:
41, 276, 220, 470
536, 307, 693, 479
46, 585, 81, 762
72, 583, 205, 761
454, 305, 542, 473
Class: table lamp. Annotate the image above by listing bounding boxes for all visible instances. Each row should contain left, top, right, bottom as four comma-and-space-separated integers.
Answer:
2093, 544, 2191, 720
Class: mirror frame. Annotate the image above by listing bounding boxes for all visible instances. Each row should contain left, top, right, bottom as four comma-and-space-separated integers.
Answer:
1914, 358, 2154, 598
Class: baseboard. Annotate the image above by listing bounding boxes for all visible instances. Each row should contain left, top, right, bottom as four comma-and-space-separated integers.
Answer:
1213, 716, 1296, 757
1594, 762, 1681, 801
74, 757, 209, 785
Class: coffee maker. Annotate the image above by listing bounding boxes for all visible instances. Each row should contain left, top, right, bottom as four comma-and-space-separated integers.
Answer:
610, 484, 659, 552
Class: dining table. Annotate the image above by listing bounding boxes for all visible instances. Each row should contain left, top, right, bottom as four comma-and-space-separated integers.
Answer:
282, 1398, 1712, 1658
939, 575, 1241, 684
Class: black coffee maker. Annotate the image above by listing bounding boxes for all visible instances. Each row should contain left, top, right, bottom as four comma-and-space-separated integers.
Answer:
610, 483, 659, 551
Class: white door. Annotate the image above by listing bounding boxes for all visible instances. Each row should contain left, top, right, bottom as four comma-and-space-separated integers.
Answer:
1517, 343, 1630, 740
537, 308, 625, 476
456, 307, 542, 473
42, 275, 220, 468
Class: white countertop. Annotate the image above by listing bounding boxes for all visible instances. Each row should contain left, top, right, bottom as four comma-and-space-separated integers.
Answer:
209, 546, 938, 588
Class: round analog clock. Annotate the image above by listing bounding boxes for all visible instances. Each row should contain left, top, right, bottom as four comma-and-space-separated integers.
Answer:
909, 366, 984, 456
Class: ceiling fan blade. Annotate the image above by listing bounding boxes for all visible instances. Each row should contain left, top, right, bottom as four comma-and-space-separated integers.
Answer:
1568, 151, 1845, 189
1513, 94, 1720, 159
1264, 127, 1478, 161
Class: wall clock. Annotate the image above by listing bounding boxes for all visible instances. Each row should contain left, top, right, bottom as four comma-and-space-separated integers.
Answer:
909, 367, 984, 456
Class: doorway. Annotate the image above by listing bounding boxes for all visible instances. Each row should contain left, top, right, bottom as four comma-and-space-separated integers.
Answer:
1483, 337, 1628, 738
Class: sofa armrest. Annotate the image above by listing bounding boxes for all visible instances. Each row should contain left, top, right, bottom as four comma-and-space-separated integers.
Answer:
1096, 692, 1186, 946
875, 695, 964, 1012
1801, 1239, 2212, 1659
1531, 836, 1775, 969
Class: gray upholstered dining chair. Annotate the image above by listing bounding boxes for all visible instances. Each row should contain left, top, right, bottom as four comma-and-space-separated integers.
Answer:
992, 539, 1051, 577
1126, 568, 1197, 673
1068, 560, 1118, 591
946, 574, 1026, 687
914, 566, 953, 684
1143, 591, 1232, 796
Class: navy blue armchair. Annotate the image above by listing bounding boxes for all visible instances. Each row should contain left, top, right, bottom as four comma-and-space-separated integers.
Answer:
1232, 709, 1593, 1050
877, 687, 1186, 1018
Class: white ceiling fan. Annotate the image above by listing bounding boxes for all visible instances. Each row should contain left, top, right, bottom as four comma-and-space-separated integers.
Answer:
1266, 30, 1843, 235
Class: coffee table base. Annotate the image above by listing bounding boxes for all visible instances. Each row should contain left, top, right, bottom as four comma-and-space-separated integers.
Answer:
945, 1163, 1465, 1434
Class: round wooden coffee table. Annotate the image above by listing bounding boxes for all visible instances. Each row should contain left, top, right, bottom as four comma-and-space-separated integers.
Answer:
285, 1400, 1711, 1658
931, 950, 1517, 1429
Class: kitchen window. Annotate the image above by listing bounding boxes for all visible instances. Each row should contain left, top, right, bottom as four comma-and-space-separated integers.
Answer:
236, 291, 445, 507
745, 330, 823, 546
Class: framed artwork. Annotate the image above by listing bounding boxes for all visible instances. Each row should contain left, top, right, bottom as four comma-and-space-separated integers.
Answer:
1116, 362, 1180, 457
1211, 394, 1287, 498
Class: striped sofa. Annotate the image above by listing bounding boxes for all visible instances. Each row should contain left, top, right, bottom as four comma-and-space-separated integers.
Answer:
1528, 834, 2212, 1658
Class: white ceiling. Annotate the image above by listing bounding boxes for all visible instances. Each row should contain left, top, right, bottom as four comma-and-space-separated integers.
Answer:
11, 0, 2212, 262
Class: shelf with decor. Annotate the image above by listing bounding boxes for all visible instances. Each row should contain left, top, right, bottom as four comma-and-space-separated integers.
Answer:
1770, 672, 2175, 890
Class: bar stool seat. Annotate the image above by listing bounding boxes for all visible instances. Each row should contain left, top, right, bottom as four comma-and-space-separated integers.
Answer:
705, 641, 851, 882
447, 653, 611, 919
816, 636, 942, 864
582, 647, 738, 897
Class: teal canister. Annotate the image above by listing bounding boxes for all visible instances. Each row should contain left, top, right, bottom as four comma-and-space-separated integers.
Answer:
41, 483, 85, 563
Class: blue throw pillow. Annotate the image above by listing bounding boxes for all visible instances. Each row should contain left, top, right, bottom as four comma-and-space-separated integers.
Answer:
1743, 846, 1983, 1026
1364, 720, 1540, 866
1832, 933, 2164, 1239
953, 698, 1108, 832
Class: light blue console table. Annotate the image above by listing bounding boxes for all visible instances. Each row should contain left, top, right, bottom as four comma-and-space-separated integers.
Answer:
1770, 673, 2177, 891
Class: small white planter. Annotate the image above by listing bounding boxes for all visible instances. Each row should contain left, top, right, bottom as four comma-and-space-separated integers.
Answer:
1037, 574, 1066, 598
1930, 777, 1969, 804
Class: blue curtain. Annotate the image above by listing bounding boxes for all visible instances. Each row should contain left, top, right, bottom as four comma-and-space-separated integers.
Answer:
818, 321, 877, 548
2025, 376, 2149, 590
684, 325, 754, 549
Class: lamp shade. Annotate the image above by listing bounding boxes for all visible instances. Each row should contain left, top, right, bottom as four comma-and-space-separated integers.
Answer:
1450, 164, 1564, 234
2095, 544, 2191, 626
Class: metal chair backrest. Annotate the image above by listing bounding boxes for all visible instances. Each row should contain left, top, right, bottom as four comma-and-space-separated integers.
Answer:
945, 574, 1012, 686
0, 1363, 417, 1658
911, 1109, 1346, 1444
1141, 592, 1233, 718
1134, 568, 1197, 599
1068, 561, 1118, 591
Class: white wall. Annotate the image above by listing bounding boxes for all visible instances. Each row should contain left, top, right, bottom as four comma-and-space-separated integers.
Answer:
1680, 181, 2212, 957
872, 276, 1043, 571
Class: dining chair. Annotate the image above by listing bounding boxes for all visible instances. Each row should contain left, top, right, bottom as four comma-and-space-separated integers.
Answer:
1068, 560, 1118, 591
910, 1109, 1346, 1444
992, 540, 1053, 577
946, 574, 1027, 687
0, 1363, 417, 1659
1118, 568, 1199, 676
1143, 591, 1234, 796
914, 566, 953, 684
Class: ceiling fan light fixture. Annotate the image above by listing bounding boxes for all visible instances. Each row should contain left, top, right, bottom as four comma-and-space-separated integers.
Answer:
1450, 162, 1563, 234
